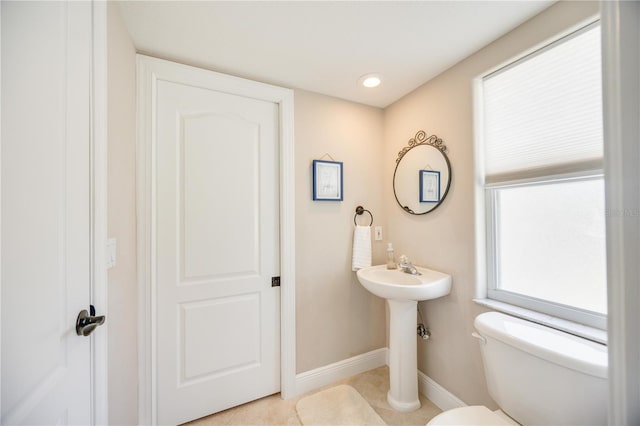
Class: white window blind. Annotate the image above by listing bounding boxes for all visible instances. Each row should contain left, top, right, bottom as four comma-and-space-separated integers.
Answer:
482, 24, 603, 183
480, 21, 607, 329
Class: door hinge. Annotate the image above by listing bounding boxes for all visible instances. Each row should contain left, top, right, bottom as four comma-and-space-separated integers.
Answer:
271, 276, 281, 287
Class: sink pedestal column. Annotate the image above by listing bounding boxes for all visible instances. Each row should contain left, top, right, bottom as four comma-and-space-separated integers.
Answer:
387, 299, 420, 412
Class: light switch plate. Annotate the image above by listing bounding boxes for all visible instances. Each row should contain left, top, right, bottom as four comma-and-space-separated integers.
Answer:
374, 226, 383, 241
106, 238, 116, 269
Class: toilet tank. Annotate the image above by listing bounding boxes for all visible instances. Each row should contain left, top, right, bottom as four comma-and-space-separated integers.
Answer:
474, 312, 608, 426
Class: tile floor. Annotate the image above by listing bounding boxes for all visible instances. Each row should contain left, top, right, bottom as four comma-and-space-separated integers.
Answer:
184, 366, 442, 425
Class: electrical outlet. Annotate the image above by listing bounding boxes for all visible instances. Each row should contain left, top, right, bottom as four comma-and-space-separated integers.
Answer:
374, 226, 383, 241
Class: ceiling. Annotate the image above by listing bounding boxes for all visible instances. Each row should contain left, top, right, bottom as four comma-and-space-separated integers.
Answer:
118, 1, 554, 108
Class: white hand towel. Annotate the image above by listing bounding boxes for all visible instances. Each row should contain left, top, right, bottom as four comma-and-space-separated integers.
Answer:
352, 225, 372, 271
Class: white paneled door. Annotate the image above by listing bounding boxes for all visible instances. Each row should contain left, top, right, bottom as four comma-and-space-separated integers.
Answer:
150, 59, 281, 425
1, 2, 100, 425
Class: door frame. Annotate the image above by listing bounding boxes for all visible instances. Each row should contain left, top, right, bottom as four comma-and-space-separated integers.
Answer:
136, 55, 296, 425
0, 1, 109, 424
91, 2, 109, 424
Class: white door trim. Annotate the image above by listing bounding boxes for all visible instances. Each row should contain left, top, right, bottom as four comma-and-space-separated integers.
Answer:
90, 2, 109, 424
136, 55, 296, 425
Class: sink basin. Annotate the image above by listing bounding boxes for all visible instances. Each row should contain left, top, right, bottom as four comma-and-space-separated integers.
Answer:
356, 264, 452, 412
356, 264, 451, 301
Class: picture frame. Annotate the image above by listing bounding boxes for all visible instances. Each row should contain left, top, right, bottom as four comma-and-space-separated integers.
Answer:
419, 170, 440, 203
313, 160, 343, 201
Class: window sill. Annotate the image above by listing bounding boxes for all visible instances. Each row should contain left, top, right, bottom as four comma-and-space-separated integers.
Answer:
473, 298, 607, 345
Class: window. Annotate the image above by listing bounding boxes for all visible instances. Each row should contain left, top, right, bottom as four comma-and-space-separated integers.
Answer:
479, 22, 606, 329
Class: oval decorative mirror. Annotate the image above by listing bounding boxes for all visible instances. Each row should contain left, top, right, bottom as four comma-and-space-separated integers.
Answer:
393, 130, 452, 215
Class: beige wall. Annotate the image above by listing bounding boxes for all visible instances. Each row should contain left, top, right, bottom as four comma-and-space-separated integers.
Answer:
107, 2, 138, 424
294, 90, 387, 373
105, 0, 599, 417
103, 43, 391, 421
383, 1, 599, 406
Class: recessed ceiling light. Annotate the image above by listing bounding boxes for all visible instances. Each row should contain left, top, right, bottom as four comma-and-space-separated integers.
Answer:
359, 73, 382, 88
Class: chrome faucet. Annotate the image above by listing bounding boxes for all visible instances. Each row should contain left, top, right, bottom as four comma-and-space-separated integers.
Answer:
398, 255, 421, 275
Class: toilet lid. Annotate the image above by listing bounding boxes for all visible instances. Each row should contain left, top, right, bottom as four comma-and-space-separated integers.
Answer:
426, 406, 517, 426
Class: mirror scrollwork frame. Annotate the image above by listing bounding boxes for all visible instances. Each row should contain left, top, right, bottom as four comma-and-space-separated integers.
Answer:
393, 130, 452, 215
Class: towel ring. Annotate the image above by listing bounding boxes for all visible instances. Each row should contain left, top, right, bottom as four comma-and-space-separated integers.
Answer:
354, 206, 373, 226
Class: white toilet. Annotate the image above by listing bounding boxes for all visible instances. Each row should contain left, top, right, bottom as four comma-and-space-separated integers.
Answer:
427, 312, 608, 425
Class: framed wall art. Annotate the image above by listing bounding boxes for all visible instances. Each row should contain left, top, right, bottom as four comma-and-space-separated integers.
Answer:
313, 159, 343, 201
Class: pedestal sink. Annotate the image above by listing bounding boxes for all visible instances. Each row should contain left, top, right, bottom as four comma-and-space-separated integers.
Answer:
356, 265, 452, 412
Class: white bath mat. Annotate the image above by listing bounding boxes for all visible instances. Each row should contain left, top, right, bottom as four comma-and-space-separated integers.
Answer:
296, 384, 386, 425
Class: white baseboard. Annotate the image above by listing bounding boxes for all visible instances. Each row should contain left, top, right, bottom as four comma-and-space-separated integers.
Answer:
294, 348, 388, 397
292, 347, 465, 413
418, 370, 467, 411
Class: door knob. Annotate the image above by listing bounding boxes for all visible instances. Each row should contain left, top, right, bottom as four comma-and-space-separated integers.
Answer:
76, 305, 105, 336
